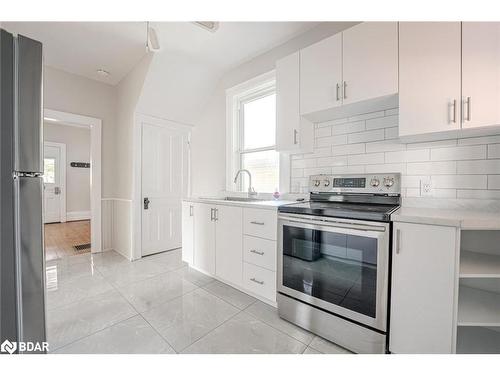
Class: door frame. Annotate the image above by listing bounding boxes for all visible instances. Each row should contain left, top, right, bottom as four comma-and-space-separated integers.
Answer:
44, 108, 102, 253
43, 141, 67, 223
132, 113, 192, 260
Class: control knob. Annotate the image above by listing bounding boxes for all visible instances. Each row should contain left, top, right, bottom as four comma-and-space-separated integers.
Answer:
370, 178, 380, 187
313, 180, 321, 187
323, 179, 330, 187
383, 177, 395, 188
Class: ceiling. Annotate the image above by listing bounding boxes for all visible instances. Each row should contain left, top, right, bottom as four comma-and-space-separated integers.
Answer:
2, 21, 320, 86
2, 22, 147, 85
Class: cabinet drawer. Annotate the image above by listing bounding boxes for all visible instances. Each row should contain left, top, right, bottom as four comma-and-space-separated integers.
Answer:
243, 235, 276, 271
243, 208, 277, 240
243, 262, 276, 302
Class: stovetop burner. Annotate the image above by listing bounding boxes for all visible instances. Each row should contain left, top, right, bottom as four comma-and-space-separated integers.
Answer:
279, 173, 401, 222
278, 200, 400, 222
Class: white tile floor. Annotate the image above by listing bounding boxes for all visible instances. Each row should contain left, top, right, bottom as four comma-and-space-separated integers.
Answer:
46, 249, 352, 354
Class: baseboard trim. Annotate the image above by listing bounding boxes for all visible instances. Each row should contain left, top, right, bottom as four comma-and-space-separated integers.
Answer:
66, 210, 91, 221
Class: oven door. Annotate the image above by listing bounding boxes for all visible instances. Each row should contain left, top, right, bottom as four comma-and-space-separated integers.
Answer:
277, 213, 390, 332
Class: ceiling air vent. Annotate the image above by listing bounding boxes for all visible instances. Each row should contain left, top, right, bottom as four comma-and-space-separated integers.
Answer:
193, 22, 220, 33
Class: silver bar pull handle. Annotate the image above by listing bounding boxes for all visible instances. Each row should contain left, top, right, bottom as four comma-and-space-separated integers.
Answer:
250, 221, 265, 226
450, 99, 457, 124
336, 83, 340, 101
343, 81, 347, 99
250, 249, 264, 256
466, 96, 471, 122
250, 278, 264, 285
189, 205, 194, 217
293, 129, 298, 145
396, 229, 401, 254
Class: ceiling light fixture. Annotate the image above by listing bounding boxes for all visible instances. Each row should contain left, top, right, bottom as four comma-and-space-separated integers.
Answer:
193, 21, 220, 33
146, 22, 161, 52
96, 69, 111, 77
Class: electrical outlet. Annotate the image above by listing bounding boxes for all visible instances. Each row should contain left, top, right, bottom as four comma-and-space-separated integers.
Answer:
420, 178, 433, 197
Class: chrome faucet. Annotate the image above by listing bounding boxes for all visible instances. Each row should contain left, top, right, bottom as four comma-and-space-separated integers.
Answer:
233, 169, 257, 198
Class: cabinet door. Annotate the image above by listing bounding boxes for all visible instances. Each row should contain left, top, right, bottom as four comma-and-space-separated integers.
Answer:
300, 33, 342, 115
215, 205, 243, 286
399, 22, 461, 137
181, 202, 194, 264
193, 203, 216, 275
276, 52, 301, 152
390, 222, 458, 354
342, 22, 398, 105
462, 22, 500, 129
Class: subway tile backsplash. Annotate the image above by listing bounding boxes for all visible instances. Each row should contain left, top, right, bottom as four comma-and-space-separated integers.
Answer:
290, 108, 500, 200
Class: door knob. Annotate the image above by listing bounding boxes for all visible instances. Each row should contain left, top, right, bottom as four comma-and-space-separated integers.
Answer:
54, 186, 61, 195
144, 197, 150, 210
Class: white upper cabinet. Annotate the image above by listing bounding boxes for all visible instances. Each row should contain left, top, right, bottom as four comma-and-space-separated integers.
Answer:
276, 52, 313, 153
390, 222, 458, 354
399, 22, 462, 138
342, 22, 398, 105
462, 22, 500, 129
300, 33, 343, 115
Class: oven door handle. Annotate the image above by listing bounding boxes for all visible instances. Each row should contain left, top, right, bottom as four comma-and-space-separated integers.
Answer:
279, 217, 386, 233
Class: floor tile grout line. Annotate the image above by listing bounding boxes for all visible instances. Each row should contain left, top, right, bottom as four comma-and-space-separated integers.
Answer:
200, 282, 256, 311
136, 310, 179, 354
49, 263, 145, 353
138, 284, 242, 354
98, 263, 188, 290
49, 313, 141, 353
177, 308, 244, 354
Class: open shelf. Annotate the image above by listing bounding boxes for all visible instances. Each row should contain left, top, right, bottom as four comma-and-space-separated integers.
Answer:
460, 250, 500, 278
457, 326, 500, 354
458, 286, 500, 326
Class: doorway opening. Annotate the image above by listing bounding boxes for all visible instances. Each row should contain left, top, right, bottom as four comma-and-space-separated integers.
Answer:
43, 109, 102, 260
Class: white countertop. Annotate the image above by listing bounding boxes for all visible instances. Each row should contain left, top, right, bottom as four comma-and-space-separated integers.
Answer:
183, 196, 297, 210
391, 206, 500, 230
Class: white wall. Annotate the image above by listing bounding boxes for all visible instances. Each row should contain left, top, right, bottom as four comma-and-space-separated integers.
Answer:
137, 51, 222, 126
191, 22, 358, 197
44, 66, 116, 198
44, 122, 90, 214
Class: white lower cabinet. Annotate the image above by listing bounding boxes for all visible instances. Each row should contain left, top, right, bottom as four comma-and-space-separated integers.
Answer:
389, 222, 458, 354
183, 201, 278, 304
181, 201, 194, 264
243, 262, 276, 302
243, 235, 276, 271
193, 203, 216, 275
215, 205, 243, 287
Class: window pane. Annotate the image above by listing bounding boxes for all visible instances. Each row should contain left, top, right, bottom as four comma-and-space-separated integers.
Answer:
241, 150, 279, 193
43, 158, 55, 184
242, 93, 276, 150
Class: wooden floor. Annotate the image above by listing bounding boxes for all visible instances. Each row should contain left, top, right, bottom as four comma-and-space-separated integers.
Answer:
44, 220, 91, 261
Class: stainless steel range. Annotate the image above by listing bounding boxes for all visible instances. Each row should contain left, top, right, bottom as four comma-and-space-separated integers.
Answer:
277, 173, 401, 354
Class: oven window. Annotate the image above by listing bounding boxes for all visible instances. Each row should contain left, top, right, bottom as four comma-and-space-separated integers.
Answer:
282, 225, 378, 318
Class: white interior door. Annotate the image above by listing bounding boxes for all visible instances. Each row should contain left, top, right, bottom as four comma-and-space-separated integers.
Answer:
43, 143, 65, 223
141, 121, 189, 256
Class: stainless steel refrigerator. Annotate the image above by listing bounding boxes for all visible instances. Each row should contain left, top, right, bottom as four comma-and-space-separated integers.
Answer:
1, 28, 46, 353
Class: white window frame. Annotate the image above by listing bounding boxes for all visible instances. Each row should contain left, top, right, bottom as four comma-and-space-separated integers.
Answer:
226, 70, 290, 193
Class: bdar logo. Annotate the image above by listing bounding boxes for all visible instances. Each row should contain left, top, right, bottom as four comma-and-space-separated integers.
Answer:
1, 339, 17, 354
